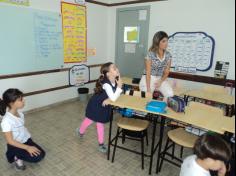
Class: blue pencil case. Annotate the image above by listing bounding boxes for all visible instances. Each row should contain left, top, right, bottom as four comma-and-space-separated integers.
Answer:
146, 101, 167, 114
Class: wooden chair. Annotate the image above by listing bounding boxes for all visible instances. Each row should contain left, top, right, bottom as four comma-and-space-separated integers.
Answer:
158, 101, 224, 171
112, 90, 150, 170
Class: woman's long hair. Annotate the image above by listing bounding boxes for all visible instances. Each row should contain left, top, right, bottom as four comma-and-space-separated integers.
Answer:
94, 62, 114, 94
149, 31, 169, 53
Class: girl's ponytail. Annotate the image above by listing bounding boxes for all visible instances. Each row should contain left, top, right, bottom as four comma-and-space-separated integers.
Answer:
94, 74, 105, 94
0, 98, 7, 116
94, 62, 114, 94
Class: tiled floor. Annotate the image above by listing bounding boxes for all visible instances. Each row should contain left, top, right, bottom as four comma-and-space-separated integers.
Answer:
0, 99, 191, 176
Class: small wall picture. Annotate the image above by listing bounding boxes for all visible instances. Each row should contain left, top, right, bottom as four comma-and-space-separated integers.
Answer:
74, 0, 85, 5
69, 65, 90, 86
214, 61, 230, 79
124, 27, 140, 43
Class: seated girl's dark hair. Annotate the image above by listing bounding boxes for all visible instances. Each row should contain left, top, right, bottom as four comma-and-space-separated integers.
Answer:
94, 62, 114, 94
0, 89, 23, 116
194, 133, 232, 163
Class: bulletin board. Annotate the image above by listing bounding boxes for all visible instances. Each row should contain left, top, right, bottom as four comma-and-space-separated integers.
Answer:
0, 5, 64, 75
61, 2, 87, 63
168, 32, 215, 73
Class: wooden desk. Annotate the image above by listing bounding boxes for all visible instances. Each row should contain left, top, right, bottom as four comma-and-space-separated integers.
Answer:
122, 77, 189, 97
184, 90, 235, 116
109, 95, 234, 134
107, 95, 235, 175
122, 77, 140, 88
185, 90, 235, 105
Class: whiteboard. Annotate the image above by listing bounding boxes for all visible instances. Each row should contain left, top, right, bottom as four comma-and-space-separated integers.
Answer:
0, 5, 64, 75
168, 32, 215, 72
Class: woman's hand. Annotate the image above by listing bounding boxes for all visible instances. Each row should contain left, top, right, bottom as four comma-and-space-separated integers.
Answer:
218, 162, 227, 176
26, 146, 41, 157
155, 80, 163, 89
147, 88, 152, 94
102, 98, 110, 107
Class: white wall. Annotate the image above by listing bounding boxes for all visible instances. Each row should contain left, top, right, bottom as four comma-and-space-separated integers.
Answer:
0, 0, 110, 111
108, 0, 235, 80
1, 0, 235, 112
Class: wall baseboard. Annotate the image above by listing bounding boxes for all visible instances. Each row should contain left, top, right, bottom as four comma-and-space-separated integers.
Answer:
24, 97, 79, 115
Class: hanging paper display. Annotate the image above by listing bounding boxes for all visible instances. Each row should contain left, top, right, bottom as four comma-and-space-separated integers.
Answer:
62, 2, 87, 63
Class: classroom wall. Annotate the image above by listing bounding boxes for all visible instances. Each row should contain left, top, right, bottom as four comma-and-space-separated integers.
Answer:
108, 0, 236, 80
1, 0, 235, 112
0, 0, 110, 111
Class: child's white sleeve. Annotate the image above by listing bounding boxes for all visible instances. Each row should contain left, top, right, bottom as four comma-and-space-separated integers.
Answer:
1, 120, 12, 132
103, 83, 122, 102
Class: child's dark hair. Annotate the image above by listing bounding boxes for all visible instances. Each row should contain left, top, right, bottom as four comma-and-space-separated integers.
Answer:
194, 133, 232, 163
0, 89, 23, 116
149, 31, 169, 53
94, 62, 114, 94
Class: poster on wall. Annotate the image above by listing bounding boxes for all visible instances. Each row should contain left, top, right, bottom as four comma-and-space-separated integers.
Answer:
168, 32, 215, 73
124, 27, 140, 43
69, 65, 90, 86
61, 2, 87, 63
0, 0, 30, 6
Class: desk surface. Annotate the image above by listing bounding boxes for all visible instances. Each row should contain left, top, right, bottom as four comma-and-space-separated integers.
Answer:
122, 77, 140, 87
109, 95, 235, 135
122, 77, 188, 96
185, 90, 235, 105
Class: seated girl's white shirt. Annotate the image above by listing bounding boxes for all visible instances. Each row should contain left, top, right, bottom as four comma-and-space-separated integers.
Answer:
103, 83, 122, 102
1, 112, 31, 144
180, 155, 211, 176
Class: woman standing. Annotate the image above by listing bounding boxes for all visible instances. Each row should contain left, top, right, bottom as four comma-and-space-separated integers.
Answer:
139, 31, 174, 100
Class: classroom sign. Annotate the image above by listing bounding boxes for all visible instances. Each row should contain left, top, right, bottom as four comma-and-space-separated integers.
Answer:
61, 2, 87, 63
0, 0, 29, 6
69, 65, 90, 86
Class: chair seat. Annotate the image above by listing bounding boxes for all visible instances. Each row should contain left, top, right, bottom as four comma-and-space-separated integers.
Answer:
168, 128, 199, 148
117, 118, 150, 132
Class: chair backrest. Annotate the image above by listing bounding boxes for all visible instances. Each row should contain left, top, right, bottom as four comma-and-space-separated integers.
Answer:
186, 101, 224, 117
203, 85, 228, 94
125, 90, 152, 99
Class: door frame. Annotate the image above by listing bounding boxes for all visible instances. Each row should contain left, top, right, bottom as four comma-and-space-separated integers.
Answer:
115, 6, 151, 77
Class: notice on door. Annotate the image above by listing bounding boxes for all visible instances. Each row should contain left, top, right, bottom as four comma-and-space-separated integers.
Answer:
124, 27, 139, 43
125, 44, 136, 54
139, 10, 147, 21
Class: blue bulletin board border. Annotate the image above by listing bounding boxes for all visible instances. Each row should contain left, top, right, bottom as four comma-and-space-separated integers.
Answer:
169, 32, 215, 72
69, 64, 90, 86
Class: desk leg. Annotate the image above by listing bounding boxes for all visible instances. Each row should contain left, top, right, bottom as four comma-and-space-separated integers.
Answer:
148, 116, 157, 175
184, 95, 189, 105
226, 104, 235, 117
107, 108, 114, 161
156, 117, 166, 174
